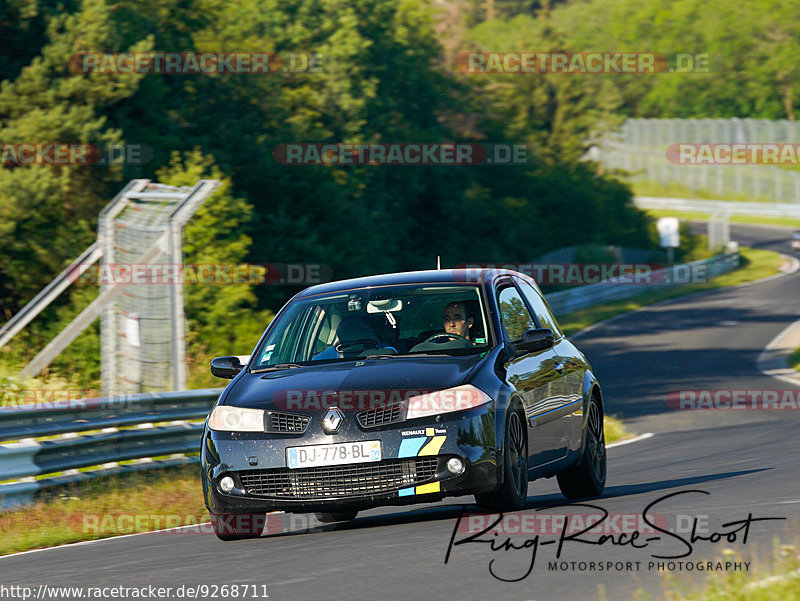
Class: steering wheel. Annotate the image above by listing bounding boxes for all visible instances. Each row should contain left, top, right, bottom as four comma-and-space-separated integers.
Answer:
421, 332, 471, 345
335, 340, 379, 354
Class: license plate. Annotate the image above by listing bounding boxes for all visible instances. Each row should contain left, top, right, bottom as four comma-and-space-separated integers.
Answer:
286, 441, 381, 469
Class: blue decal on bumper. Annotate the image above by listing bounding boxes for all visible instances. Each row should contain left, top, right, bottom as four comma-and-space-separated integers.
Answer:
398, 436, 427, 458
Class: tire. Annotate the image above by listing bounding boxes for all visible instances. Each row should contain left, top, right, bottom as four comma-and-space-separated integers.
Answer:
475, 408, 528, 512
556, 395, 606, 499
210, 512, 266, 541
315, 510, 358, 523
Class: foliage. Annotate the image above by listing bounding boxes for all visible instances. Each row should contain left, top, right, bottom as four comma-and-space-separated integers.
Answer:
544, 0, 800, 120
0, 0, 150, 310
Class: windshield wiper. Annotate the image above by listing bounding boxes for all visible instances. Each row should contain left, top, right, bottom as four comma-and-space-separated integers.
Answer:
365, 353, 438, 359
252, 363, 305, 373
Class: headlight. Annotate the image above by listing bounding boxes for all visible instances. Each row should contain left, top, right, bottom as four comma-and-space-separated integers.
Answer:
406, 384, 491, 420
208, 406, 265, 432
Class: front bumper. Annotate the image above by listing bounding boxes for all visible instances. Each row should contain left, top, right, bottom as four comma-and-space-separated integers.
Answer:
201, 404, 497, 514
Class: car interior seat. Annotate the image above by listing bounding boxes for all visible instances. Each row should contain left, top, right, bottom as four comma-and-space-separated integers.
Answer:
335, 315, 383, 358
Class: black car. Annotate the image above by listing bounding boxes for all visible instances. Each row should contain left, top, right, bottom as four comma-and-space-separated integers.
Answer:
201, 269, 606, 540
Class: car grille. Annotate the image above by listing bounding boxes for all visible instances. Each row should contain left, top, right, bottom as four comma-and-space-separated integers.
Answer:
239, 457, 439, 499
357, 404, 403, 428
266, 412, 310, 434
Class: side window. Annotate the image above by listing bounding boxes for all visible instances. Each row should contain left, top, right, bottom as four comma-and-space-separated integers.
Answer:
496, 285, 536, 341
515, 278, 563, 338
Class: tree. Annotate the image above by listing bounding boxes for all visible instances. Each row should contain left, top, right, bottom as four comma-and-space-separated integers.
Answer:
0, 0, 151, 311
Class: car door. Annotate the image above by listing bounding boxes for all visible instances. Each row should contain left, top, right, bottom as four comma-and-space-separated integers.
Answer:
514, 276, 585, 454
495, 279, 569, 466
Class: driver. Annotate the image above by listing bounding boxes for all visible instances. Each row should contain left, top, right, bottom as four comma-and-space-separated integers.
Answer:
443, 301, 474, 340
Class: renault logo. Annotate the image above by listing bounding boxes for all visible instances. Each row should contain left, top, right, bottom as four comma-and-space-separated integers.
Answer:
322, 407, 344, 434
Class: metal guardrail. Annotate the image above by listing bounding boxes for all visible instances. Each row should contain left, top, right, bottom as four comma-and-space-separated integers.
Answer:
633, 196, 800, 219
545, 252, 741, 316
0, 252, 742, 510
0, 389, 221, 440
0, 388, 222, 510
0, 425, 201, 480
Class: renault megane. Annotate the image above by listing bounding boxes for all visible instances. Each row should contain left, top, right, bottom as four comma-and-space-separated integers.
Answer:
201, 269, 606, 540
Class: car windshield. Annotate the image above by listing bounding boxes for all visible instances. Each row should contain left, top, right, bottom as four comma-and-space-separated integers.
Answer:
251, 284, 491, 370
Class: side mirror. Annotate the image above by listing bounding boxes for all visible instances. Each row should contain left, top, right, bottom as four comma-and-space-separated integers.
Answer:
513, 328, 554, 356
210, 356, 245, 379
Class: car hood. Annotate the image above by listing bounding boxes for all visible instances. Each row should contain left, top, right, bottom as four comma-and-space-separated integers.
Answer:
223, 355, 484, 411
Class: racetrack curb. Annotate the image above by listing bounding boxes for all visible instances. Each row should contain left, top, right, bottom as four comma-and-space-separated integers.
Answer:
758, 317, 800, 387
606, 432, 654, 449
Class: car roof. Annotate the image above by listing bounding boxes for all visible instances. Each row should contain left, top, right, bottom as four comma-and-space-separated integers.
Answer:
295, 268, 526, 298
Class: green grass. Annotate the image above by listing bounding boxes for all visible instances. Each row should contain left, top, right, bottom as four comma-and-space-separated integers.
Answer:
632, 544, 800, 601
604, 415, 633, 445
790, 347, 800, 373
558, 247, 784, 337
0, 464, 207, 556
631, 180, 791, 204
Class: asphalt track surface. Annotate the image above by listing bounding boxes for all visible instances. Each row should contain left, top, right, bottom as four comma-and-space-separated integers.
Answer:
1, 223, 798, 601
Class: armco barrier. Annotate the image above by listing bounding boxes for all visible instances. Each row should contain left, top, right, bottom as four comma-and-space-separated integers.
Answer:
0, 388, 221, 440
0, 388, 222, 510
544, 252, 740, 316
